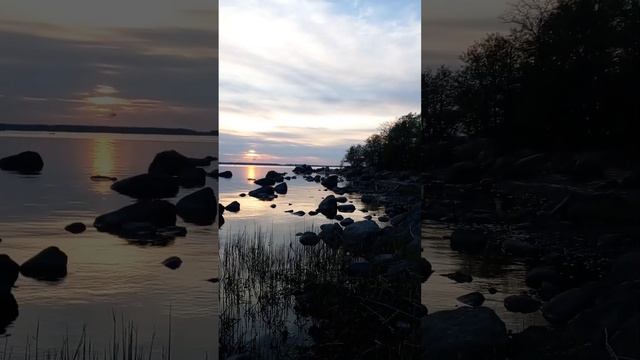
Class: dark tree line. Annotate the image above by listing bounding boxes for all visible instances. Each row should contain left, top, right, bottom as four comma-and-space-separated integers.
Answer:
422, 0, 640, 150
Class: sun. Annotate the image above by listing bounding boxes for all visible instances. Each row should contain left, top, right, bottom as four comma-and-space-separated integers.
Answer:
244, 149, 259, 161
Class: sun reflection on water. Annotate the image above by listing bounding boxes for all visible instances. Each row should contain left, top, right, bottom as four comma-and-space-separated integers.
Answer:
246, 165, 256, 183
90, 137, 116, 194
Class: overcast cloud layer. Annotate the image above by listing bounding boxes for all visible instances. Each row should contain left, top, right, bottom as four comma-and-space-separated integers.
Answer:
219, 0, 421, 165
0, 0, 218, 131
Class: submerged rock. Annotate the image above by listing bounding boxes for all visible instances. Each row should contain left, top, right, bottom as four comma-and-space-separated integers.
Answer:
0, 255, 19, 289
176, 187, 218, 225
0, 151, 43, 174
162, 256, 182, 270
64, 222, 86, 234
20, 246, 68, 280
111, 173, 179, 199
94, 200, 176, 234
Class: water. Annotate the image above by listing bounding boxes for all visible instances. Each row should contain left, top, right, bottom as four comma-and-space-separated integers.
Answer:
421, 221, 546, 332
0, 132, 218, 358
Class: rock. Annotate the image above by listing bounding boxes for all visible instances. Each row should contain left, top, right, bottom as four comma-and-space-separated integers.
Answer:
207, 277, 220, 283
94, 200, 176, 234
420, 307, 507, 360
20, 246, 68, 280
148, 150, 191, 175
337, 204, 356, 213
542, 286, 597, 325
334, 214, 344, 221
265, 170, 285, 183
317, 195, 338, 218
340, 218, 354, 226
504, 294, 541, 313
321, 175, 339, 189
308, 211, 317, 216
361, 194, 376, 204
347, 261, 372, 277
299, 232, 320, 246
239, 193, 246, 197
162, 256, 182, 270
219, 213, 225, 229
0, 291, 18, 335
218, 170, 233, 178
187, 155, 215, 167
177, 167, 206, 188
0, 151, 44, 174
450, 229, 488, 254
0, 255, 19, 289
254, 177, 276, 186
525, 266, 563, 288
285, 210, 294, 213
219, 203, 225, 215
335, 196, 348, 203
225, 201, 240, 213
502, 238, 537, 257
444, 161, 482, 184
488, 287, 498, 295
378, 215, 389, 222
111, 173, 179, 199
457, 292, 485, 307
207, 169, 219, 178
319, 223, 343, 249
609, 252, 640, 284
293, 164, 313, 174
293, 211, 305, 216
342, 220, 380, 252
443, 271, 473, 283
248, 186, 276, 201
90, 175, 117, 181
274, 182, 288, 194
270, 204, 276, 208
176, 187, 218, 225
65, 222, 86, 234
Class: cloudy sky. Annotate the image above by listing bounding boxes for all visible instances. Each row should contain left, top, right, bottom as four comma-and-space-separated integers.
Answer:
422, 0, 511, 69
219, 0, 421, 165
0, 0, 217, 131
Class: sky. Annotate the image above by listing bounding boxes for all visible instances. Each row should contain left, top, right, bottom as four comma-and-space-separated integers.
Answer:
219, 0, 421, 165
0, 0, 218, 131
422, 0, 511, 69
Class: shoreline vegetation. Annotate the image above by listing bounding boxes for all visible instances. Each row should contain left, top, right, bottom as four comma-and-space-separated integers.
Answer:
0, 124, 218, 137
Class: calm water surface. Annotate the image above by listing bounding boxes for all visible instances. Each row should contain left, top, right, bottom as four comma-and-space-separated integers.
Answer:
0, 132, 218, 358
421, 221, 546, 332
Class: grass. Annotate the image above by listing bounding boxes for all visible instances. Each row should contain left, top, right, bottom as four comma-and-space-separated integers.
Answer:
0, 309, 209, 360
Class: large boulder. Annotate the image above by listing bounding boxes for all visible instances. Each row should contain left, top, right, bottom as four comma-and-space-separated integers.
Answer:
317, 195, 338, 218
0, 151, 44, 174
248, 186, 276, 201
176, 187, 218, 225
321, 175, 339, 189
225, 201, 240, 213
293, 164, 313, 174
342, 220, 380, 252
254, 177, 276, 186
94, 200, 177, 233
541, 286, 598, 325
265, 170, 285, 183
0, 291, 18, 335
274, 182, 288, 194
504, 294, 541, 313
20, 246, 68, 280
319, 223, 343, 249
299, 232, 320, 246
111, 174, 179, 199
177, 167, 206, 188
0, 255, 19, 289
420, 307, 507, 360
148, 150, 212, 176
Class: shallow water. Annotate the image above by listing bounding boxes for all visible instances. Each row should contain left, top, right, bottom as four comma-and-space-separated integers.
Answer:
0, 132, 218, 358
421, 221, 546, 332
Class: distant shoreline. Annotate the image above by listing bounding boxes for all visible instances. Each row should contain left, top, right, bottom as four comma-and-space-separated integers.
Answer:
0, 123, 218, 136
220, 161, 342, 168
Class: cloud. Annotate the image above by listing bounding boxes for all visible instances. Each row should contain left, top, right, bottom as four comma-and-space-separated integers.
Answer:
219, 0, 420, 164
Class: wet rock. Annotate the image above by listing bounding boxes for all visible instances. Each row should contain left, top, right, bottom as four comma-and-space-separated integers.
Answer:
364, 215, 373, 220
342, 220, 380, 252
308, 210, 317, 215
218, 170, 233, 178
504, 294, 541, 313
293, 211, 305, 216
420, 307, 507, 360
177, 167, 206, 188
321, 175, 339, 189
0, 255, 19, 289
90, 175, 117, 181
95, 200, 176, 234
20, 246, 68, 280
542, 286, 597, 325
239, 193, 246, 197
443, 271, 473, 283
488, 287, 498, 295
299, 232, 320, 246
265, 170, 285, 183
274, 182, 288, 194
147, 150, 194, 176
457, 292, 485, 307
334, 214, 344, 221
337, 204, 356, 213
317, 195, 338, 218
319, 223, 343, 249
111, 173, 179, 199
335, 196, 348, 203
254, 177, 276, 186
162, 256, 182, 269
0, 151, 44, 174
525, 266, 563, 289
65, 222, 86, 234
248, 186, 276, 201
176, 187, 218, 225
340, 218, 354, 226
450, 229, 489, 254
270, 204, 276, 208
225, 201, 240, 213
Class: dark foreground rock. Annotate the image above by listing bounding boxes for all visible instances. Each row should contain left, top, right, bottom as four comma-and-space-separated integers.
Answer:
317, 195, 338, 218
248, 186, 276, 201
148, 150, 213, 176
457, 292, 486, 307
225, 201, 240, 213
20, 246, 68, 280
0, 255, 19, 289
0, 291, 18, 335
218, 170, 233, 178
0, 151, 44, 174
95, 200, 176, 234
65, 222, 86, 234
176, 187, 218, 225
504, 294, 541, 313
342, 220, 380, 252
162, 256, 182, 270
111, 173, 179, 199
420, 307, 507, 360
274, 182, 288, 194
299, 232, 320, 246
